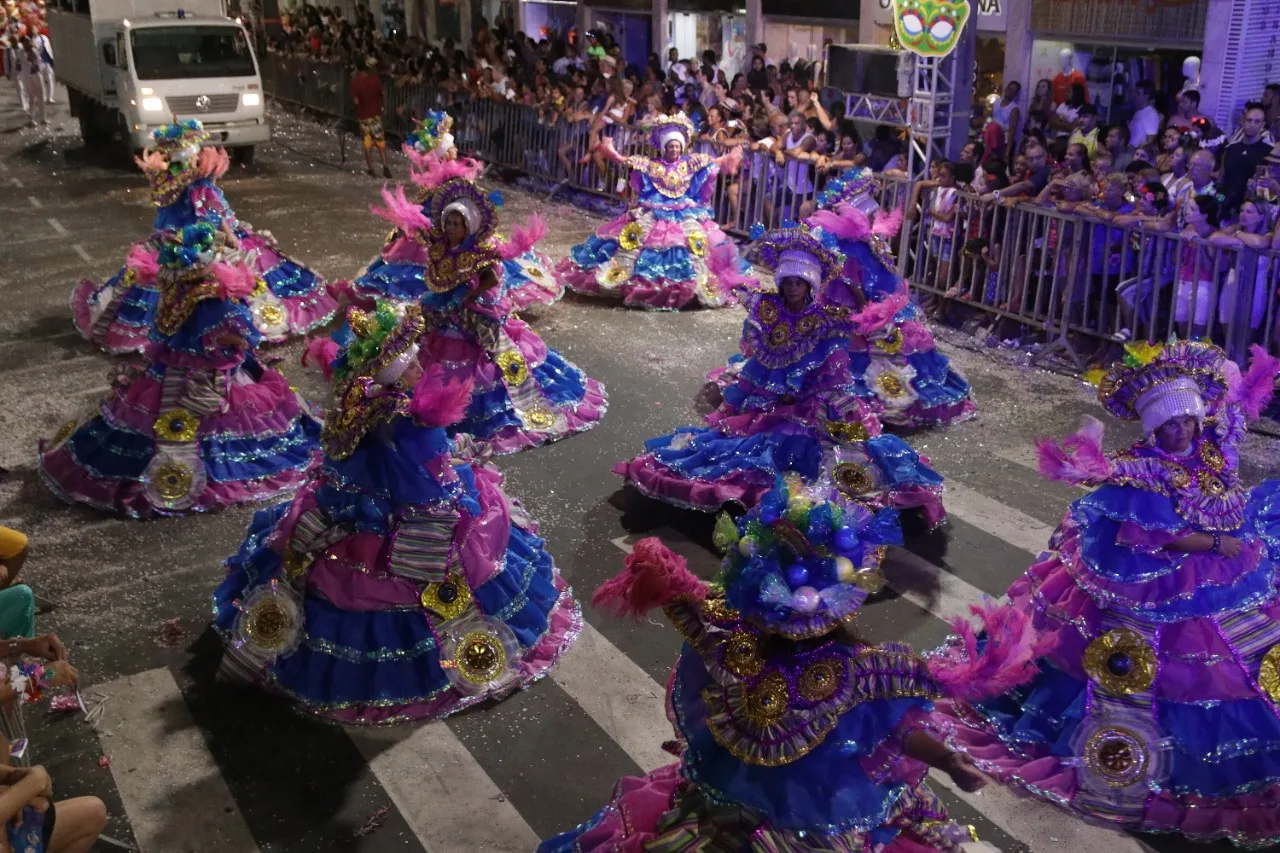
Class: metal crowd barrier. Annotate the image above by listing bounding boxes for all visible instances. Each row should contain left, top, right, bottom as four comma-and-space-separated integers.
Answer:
262, 53, 1278, 369
904, 188, 1279, 368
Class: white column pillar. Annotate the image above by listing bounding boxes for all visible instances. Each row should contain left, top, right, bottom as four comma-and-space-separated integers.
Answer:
652, 0, 668, 62
425, 0, 438, 43
859, 0, 889, 46
460, 0, 473, 47
1002, 0, 1031, 112
1198, 0, 1236, 122
406, 0, 421, 38
745, 0, 762, 52
577, 2, 591, 44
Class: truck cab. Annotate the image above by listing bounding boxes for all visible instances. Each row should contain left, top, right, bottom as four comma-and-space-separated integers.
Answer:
48, 0, 269, 162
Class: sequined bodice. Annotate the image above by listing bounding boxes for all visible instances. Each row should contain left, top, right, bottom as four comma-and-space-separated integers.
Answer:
1108, 428, 1247, 532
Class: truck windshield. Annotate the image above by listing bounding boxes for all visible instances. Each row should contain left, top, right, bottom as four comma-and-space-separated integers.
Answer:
130, 26, 256, 80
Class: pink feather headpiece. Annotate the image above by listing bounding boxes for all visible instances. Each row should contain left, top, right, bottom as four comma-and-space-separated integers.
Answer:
407, 152, 484, 192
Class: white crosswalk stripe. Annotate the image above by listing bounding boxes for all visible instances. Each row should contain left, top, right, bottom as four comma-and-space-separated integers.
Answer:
64, 445, 1184, 853
95, 668, 261, 853
347, 725, 541, 853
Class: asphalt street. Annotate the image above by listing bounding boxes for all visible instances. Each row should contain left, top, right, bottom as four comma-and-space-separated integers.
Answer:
0, 87, 1276, 853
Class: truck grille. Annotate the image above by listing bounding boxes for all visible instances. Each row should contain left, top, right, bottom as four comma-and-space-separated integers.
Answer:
165, 94, 240, 115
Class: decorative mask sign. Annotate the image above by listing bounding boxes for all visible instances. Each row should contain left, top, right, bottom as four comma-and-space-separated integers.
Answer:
892, 0, 971, 58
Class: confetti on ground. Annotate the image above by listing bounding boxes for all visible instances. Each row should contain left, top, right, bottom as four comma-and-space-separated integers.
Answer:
155, 618, 185, 647
352, 804, 390, 838
97, 754, 111, 768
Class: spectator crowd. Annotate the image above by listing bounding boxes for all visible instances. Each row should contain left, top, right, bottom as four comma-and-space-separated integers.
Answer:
266, 5, 1280, 367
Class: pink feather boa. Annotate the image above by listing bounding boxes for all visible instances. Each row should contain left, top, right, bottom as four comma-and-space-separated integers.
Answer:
872, 207, 904, 239
592, 538, 706, 618
1225, 344, 1280, 420
125, 244, 160, 284
210, 261, 255, 300
499, 214, 548, 260
851, 292, 909, 335
196, 146, 230, 180
1035, 416, 1112, 486
807, 206, 871, 242
928, 600, 1052, 702
301, 337, 341, 380
370, 185, 431, 234
409, 364, 474, 427
708, 242, 757, 290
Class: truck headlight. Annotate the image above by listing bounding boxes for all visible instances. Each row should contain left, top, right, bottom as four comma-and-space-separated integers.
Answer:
241, 93, 261, 107
140, 97, 164, 112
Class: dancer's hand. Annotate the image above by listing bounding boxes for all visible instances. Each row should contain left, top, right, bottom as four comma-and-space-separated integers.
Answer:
1218, 535, 1243, 558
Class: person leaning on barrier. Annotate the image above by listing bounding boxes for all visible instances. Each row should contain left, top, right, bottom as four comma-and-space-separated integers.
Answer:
981, 142, 1051, 207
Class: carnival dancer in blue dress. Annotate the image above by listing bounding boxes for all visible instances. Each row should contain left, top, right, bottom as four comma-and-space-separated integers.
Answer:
931, 341, 1280, 847
72, 120, 337, 354
555, 113, 753, 311
538, 477, 1040, 853
345, 109, 564, 312
214, 303, 582, 723
41, 223, 322, 517
708, 167, 976, 428
351, 177, 607, 454
615, 224, 946, 526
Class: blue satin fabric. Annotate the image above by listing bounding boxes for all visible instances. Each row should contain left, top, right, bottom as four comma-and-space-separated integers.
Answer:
727, 337, 847, 400
980, 660, 1280, 797
974, 479, 1280, 799
836, 240, 974, 413
356, 260, 434, 303
633, 247, 697, 283
453, 350, 591, 443
212, 435, 565, 711
326, 420, 469, 508
672, 646, 930, 832
865, 434, 945, 489
647, 425, 827, 484
154, 297, 262, 355
641, 426, 939, 497
1070, 483, 1280, 621
63, 390, 319, 486
153, 184, 210, 232
847, 349, 973, 414
356, 257, 543, 306
89, 265, 159, 334
252, 245, 320, 298
569, 234, 619, 269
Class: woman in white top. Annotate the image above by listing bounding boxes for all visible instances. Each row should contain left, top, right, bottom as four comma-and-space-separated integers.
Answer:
586, 76, 635, 192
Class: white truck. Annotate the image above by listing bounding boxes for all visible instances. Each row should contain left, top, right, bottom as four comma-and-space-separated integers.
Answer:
46, 0, 269, 163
